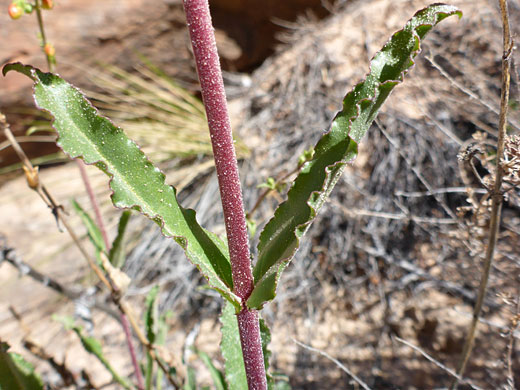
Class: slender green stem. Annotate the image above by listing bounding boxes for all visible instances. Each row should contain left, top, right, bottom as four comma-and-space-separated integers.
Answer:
34, 0, 54, 72
246, 166, 299, 220
451, 1, 512, 388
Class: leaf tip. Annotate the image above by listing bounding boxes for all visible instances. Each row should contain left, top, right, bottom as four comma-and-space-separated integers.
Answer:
2, 62, 37, 80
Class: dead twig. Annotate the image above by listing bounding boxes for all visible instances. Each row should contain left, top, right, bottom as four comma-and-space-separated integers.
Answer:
504, 284, 520, 389
0, 237, 119, 319
292, 338, 373, 390
394, 336, 484, 390
1, 112, 180, 389
9, 305, 78, 387
425, 54, 520, 133
331, 198, 457, 225
395, 187, 488, 198
451, 1, 514, 388
0, 135, 56, 152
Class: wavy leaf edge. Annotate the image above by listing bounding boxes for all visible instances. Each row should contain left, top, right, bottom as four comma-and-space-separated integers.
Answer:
3, 62, 241, 310
248, 4, 462, 309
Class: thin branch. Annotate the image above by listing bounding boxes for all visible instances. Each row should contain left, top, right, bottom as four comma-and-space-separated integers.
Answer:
0, 237, 119, 319
34, 0, 54, 72
425, 54, 520, 132
246, 166, 299, 220
76, 159, 111, 252
375, 120, 458, 220
1, 114, 178, 390
0, 135, 56, 152
451, 1, 513, 388
292, 338, 373, 390
395, 187, 488, 198
504, 284, 520, 389
331, 199, 457, 225
452, 307, 520, 339
120, 312, 144, 389
394, 337, 484, 390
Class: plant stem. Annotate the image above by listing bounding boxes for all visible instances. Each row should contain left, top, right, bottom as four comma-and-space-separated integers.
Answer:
2, 116, 145, 390
237, 309, 268, 389
34, 0, 54, 72
36, 4, 139, 381
36, 3, 141, 381
246, 166, 299, 220
76, 159, 110, 249
183, 0, 253, 299
120, 312, 145, 390
182, 1, 267, 388
451, 1, 512, 388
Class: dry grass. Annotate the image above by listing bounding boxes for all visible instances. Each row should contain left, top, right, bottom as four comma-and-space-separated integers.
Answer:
84, 60, 248, 162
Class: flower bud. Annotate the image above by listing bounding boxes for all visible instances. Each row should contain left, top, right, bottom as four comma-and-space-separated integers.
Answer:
42, 0, 53, 10
8, 2, 23, 19
44, 43, 55, 57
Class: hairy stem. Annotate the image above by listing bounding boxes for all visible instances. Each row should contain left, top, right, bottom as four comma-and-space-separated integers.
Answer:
237, 309, 267, 389
183, 0, 253, 300
451, 0, 512, 388
182, 1, 267, 388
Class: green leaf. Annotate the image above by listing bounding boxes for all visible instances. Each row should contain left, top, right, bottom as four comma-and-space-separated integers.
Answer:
248, 4, 462, 309
156, 311, 173, 390
144, 285, 159, 390
272, 377, 291, 390
72, 199, 106, 255
259, 317, 275, 390
3, 63, 240, 310
144, 285, 160, 345
257, 177, 276, 190
0, 342, 44, 390
109, 210, 132, 268
53, 316, 132, 389
196, 350, 227, 390
184, 366, 196, 390
246, 217, 257, 239
220, 302, 272, 390
220, 302, 247, 390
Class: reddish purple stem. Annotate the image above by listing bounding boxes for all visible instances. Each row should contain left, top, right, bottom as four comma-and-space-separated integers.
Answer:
237, 309, 268, 389
76, 159, 110, 250
183, 0, 253, 300
120, 313, 145, 390
182, 1, 267, 389
76, 160, 144, 389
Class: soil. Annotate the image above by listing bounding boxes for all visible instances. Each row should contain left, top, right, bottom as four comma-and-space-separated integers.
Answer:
1, 0, 520, 389
0, 0, 330, 169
